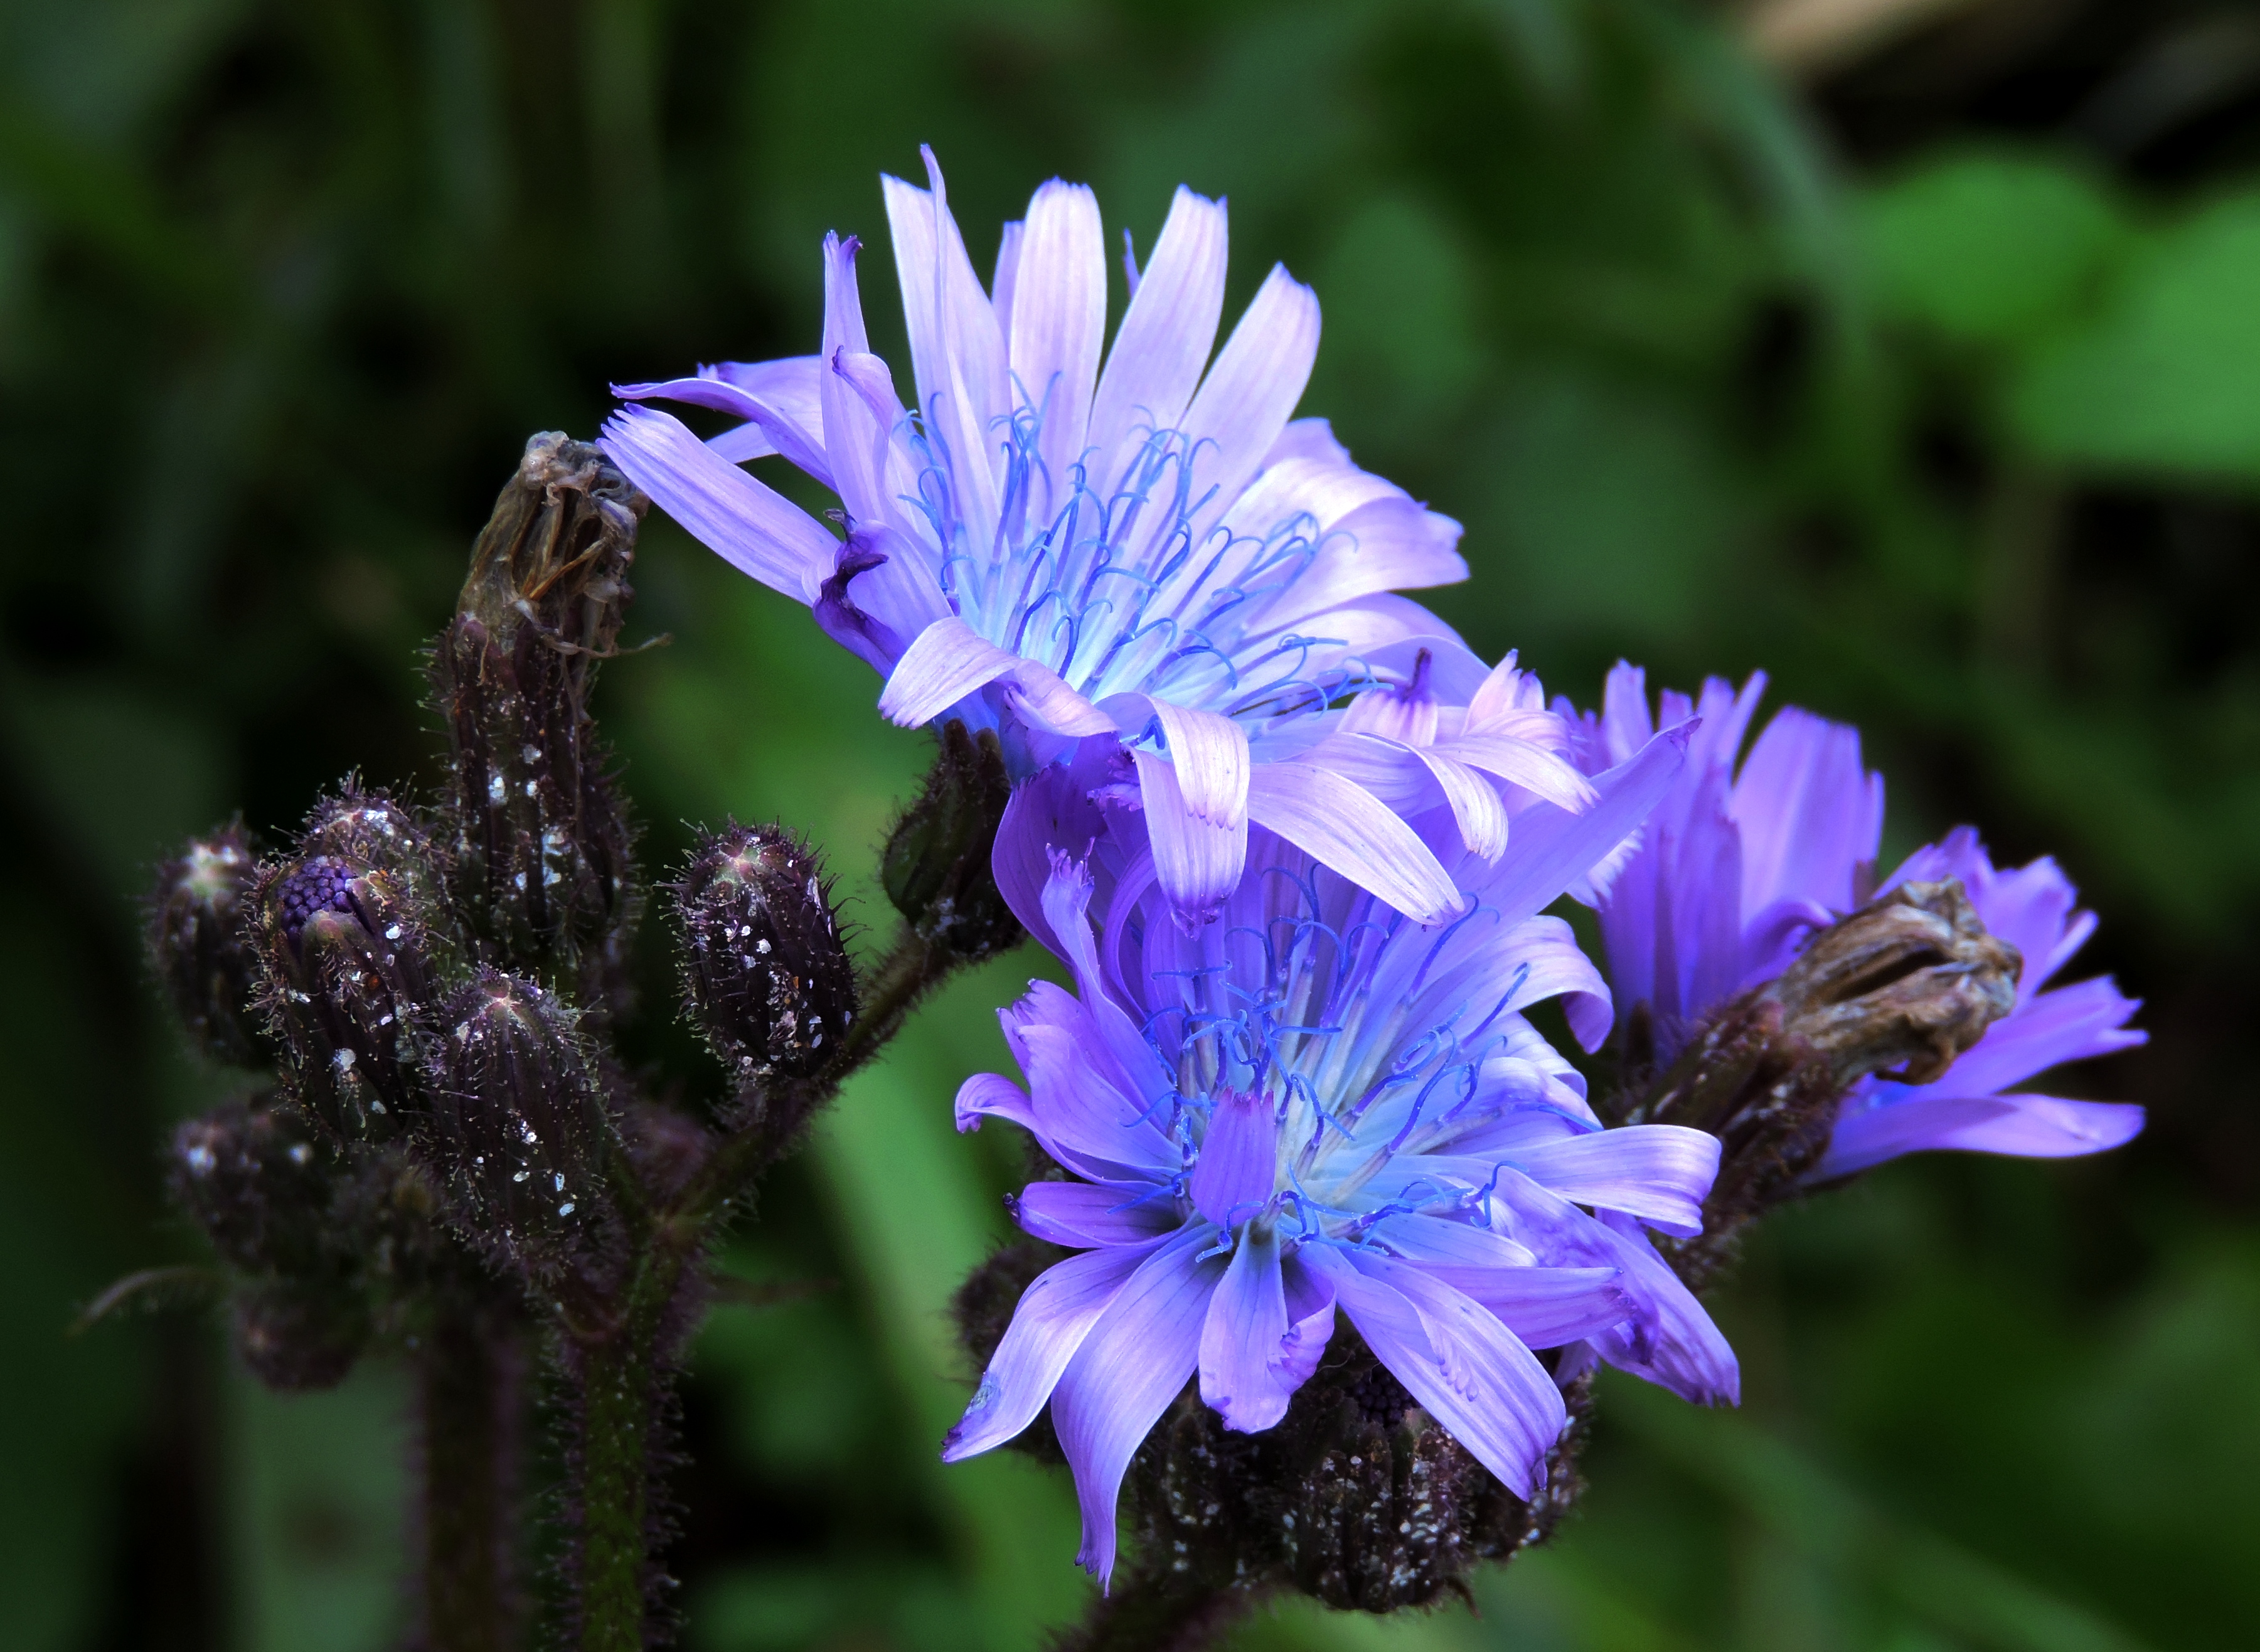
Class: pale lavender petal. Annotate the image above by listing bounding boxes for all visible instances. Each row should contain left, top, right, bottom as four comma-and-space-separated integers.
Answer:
1412, 747, 1510, 860
944, 1239, 1162, 1462
612, 369, 833, 488
1008, 179, 1106, 514
1176, 265, 1321, 548
1036, 853, 1179, 1114
1818, 1095, 2145, 1179
1013, 1181, 1182, 1248
1253, 497, 1469, 631
956, 1071, 1038, 1136
1911, 975, 2145, 1097
1729, 705, 1882, 917
1245, 762, 1459, 925
877, 616, 1020, 727
1087, 185, 1227, 492
1198, 1222, 1318, 1432
1506, 1124, 1720, 1238
1468, 724, 1691, 932
1007, 985, 1179, 1176
1582, 1209, 1739, 1405
993, 751, 1114, 953
1129, 703, 1252, 926
883, 152, 1006, 550
1052, 1228, 1222, 1584
1262, 416, 1353, 469
1313, 1249, 1564, 1498
599, 405, 836, 604
991, 218, 1025, 339
1432, 733, 1594, 813
1003, 660, 1115, 737
1188, 1090, 1278, 1227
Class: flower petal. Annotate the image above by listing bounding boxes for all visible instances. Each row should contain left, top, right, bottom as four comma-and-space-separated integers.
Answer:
1818, 1094, 2145, 1179
1176, 264, 1321, 550
598, 405, 838, 604
883, 151, 1007, 552
1013, 1181, 1183, 1248
1506, 1124, 1720, 1238
877, 616, 1021, 727
944, 1239, 1163, 1462
1468, 723, 1690, 931
1052, 1228, 1222, 1584
1197, 1222, 1332, 1434
1087, 185, 1227, 493
1313, 1248, 1565, 1499
1124, 700, 1252, 926
1245, 762, 1459, 925
1009, 179, 1106, 518
1188, 1090, 1278, 1227
612, 364, 833, 489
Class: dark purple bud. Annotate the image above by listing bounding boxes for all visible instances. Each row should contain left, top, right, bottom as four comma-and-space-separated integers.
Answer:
420, 969, 619, 1284
147, 819, 272, 1067
234, 1279, 370, 1392
882, 720, 1021, 961
168, 1097, 337, 1277
429, 434, 646, 1005
252, 790, 454, 1142
673, 824, 856, 1080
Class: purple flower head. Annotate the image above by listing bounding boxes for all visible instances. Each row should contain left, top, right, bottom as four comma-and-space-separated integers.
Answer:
597, 149, 1586, 927
948, 718, 1735, 1585
1565, 662, 2143, 1176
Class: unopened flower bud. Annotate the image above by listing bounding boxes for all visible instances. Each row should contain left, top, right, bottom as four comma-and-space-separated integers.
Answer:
1631, 875, 2023, 1287
148, 819, 271, 1067
882, 720, 1020, 960
235, 1279, 370, 1392
420, 969, 619, 1283
674, 824, 856, 1080
253, 791, 452, 1141
429, 433, 646, 1003
168, 1097, 338, 1277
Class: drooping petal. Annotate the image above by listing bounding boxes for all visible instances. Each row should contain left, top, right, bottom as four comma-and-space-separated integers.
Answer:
1013, 1181, 1183, 1248
944, 1239, 1164, 1462
1245, 761, 1459, 925
598, 405, 837, 604
1312, 1248, 1565, 1500
1052, 1228, 1223, 1584
955, 1070, 1038, 1136
1818, 1094, 2145, 1180
877, 616, 1021, 727
1505, 1124, 1720, 1238
1126, 700, 1252, 927
1198, 1222, 1323, 1432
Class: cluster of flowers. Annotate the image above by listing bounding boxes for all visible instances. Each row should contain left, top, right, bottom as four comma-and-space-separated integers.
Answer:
602, 152, 2144, 1584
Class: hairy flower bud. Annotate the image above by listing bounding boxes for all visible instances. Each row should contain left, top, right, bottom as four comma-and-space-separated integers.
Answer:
253, 791, 453, 1142
882, 720, 1020, 960
674, 824, 856, 1082
235, 1279, 371, 1392
168, 1097, 338, 1277
148, 818, 272, 1067
429, 433, 646, 1005
420, 969, 620, 1284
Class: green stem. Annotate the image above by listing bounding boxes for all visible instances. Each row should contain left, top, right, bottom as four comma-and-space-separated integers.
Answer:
572, 1266, 673, 1651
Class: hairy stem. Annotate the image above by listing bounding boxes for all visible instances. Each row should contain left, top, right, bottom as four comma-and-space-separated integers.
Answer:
1049, 1575, 1256, 1652
418, 1304, 520, 1652
572, 1271, 673, 1651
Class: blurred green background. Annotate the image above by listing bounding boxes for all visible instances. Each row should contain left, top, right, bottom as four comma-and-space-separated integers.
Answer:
4, 0, 2256, 1647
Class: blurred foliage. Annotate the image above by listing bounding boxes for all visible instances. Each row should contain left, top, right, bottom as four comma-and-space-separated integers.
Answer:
1, 0, 2254, 1649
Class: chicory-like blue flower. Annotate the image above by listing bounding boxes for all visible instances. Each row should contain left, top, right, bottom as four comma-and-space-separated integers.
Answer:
1568, 663, 2144, 1178
599, 151, 1588, 927
947, 718, 1735, 1584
